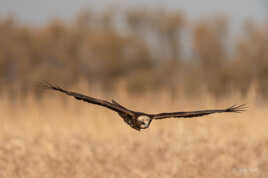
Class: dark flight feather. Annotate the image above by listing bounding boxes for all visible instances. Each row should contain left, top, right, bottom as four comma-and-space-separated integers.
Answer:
40, 81, 134, 116
151, 104, 247, 119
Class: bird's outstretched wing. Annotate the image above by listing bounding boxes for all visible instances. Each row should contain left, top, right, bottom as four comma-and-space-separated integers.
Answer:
151, 104, 247, 120
39, 81, 135, 116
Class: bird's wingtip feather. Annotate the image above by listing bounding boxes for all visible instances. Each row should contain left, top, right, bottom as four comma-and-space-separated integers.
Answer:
36, 81, 61, 91
226, 104, 247, 113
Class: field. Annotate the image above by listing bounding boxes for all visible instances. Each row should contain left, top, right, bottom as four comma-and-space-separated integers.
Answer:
0, 86, 267, 178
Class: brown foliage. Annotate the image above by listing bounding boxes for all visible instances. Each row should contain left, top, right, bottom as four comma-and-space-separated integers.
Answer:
0, 9, 268, 100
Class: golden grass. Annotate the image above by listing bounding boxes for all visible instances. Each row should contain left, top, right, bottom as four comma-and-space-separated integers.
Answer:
0, 86, 267, 178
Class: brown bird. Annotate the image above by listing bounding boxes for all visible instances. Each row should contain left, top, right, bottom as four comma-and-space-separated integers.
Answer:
40, 82, 246, 131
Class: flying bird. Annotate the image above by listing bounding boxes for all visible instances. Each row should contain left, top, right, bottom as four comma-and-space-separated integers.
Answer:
40, 82, 246, 131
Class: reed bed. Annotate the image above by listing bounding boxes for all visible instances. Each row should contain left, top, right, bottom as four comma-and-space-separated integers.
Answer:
0, 86, 267, 178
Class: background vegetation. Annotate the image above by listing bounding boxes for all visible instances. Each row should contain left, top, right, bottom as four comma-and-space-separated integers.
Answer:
0, 88, 267, 178
1, 8, 268, 100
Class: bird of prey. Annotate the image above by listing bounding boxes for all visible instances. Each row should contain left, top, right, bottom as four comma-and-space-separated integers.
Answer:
40, 82, 246, 131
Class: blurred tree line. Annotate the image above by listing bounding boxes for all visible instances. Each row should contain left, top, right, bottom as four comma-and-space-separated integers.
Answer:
0, 8, 268, 100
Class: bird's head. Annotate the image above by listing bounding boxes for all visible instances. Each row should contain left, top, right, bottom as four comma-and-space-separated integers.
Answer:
137, 115, 152, 129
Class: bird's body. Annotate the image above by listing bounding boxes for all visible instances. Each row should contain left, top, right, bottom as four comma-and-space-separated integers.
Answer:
40, 82, 246, 131
119, 114, 152, 130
